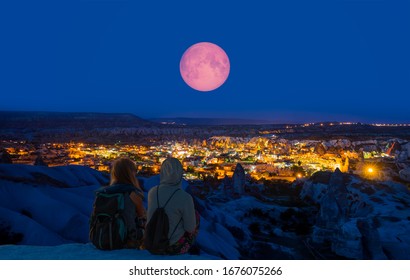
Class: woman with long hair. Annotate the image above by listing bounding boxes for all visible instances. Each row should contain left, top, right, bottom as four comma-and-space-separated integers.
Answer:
90, 157, 146, 249
110, 157, 146, 221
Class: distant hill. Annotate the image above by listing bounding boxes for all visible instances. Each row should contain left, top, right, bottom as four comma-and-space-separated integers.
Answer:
1, 111, 410, 143
0, 111, 152, 129
149, 117, 274, 125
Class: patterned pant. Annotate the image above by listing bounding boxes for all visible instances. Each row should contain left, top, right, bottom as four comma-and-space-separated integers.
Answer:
166, 211, 200, 255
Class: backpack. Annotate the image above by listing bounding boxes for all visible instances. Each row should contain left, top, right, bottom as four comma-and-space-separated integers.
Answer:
89, 185, 142, 250
144, 187, 181, 254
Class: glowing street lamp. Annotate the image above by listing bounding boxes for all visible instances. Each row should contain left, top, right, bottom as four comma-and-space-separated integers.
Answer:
365, 166, 377, 179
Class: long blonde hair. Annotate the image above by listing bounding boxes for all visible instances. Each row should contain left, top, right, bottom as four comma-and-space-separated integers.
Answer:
110, 158, 142, 191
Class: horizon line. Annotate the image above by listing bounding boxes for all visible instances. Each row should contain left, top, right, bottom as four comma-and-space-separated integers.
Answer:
1, 109, 410, 125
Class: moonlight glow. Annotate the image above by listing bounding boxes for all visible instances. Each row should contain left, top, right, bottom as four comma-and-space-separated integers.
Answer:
180, 42, 230, 92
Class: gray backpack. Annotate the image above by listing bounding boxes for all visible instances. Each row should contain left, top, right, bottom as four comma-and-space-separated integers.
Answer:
144, 187, 181, 254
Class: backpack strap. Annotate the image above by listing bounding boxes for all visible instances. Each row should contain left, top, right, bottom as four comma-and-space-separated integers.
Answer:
157, 186, 182, 242
156, 186, 160, 208
157, 186, 180, 208
169, 217, 183, 240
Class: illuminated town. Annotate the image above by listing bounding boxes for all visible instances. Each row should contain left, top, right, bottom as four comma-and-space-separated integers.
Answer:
1, 114, 410, 260
1, 132, 404, 183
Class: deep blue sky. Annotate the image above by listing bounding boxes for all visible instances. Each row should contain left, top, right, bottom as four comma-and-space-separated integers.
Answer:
1, 0, 409, 123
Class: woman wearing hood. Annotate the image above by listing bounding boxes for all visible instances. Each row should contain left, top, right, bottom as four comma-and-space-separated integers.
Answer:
146, 157, 198, 254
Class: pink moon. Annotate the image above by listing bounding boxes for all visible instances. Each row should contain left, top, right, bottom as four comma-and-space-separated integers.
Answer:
180, 42, 230, 92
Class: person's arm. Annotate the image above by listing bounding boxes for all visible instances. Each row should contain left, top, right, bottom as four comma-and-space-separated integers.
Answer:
130, 191, 146, 219
182, 195, 196, 233
147, 187, 155, 221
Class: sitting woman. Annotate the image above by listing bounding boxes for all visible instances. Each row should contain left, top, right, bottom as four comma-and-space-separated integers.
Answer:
90, 157, 146, 249
146, 157, 199, 255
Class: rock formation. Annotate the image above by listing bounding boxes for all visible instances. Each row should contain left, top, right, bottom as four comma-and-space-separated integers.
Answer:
0, 149, 12, 164
300, 169, 410, 259
34, 155, 48, 167
232, 163, 245, 195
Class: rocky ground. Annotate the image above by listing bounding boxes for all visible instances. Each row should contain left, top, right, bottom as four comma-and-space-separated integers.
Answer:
1, 164, 409, 259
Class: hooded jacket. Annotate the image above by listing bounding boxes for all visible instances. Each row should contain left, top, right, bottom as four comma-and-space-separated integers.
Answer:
147, 158, 196, 245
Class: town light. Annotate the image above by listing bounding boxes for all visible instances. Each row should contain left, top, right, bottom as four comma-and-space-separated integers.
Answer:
365, 166, 377, 179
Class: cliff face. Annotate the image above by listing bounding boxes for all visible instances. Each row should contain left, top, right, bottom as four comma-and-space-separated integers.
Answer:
300, 170, 410, 259
0, 164, 108, 246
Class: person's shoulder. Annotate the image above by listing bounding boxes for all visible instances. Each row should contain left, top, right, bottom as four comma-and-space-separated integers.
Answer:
104, 184, 141, 195
147, 185, 159, 196
178, 189, 193, 200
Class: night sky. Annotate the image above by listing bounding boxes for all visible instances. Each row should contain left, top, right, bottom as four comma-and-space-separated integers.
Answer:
1, 0, 409, 123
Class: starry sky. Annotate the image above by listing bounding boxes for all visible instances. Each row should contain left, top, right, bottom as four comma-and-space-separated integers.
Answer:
1, 0, 409, 123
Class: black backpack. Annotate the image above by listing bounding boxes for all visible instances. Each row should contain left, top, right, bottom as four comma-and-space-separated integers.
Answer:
144, 187, 181, 254
89, 185, 142, 250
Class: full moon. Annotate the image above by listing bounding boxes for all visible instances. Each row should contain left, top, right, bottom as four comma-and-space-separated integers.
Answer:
180, 42, 230, 92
